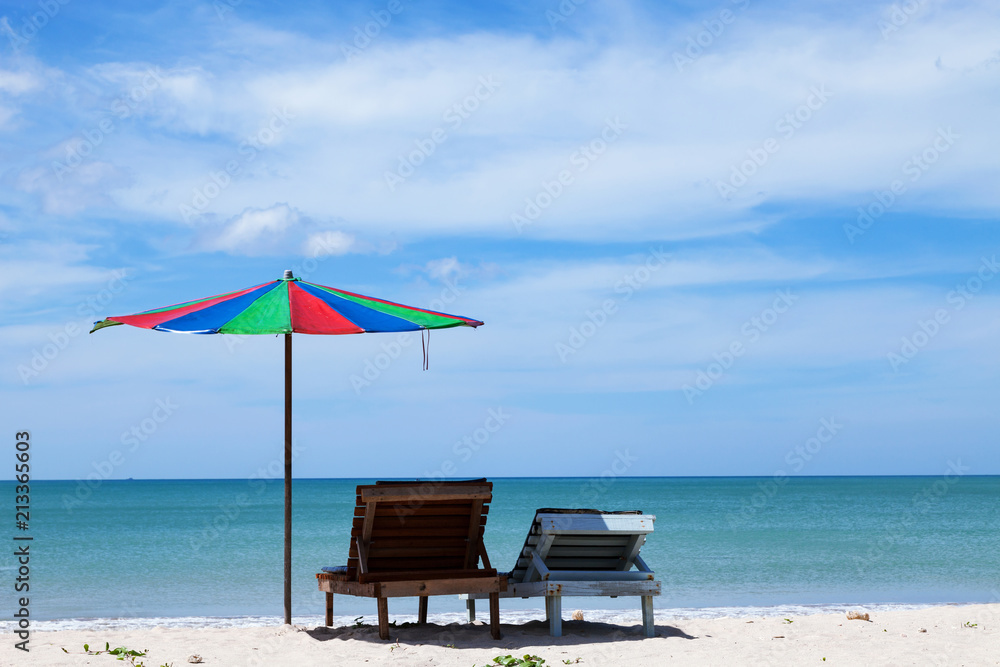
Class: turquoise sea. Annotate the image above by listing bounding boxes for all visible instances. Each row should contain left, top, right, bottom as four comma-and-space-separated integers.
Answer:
2, 476, 999, 630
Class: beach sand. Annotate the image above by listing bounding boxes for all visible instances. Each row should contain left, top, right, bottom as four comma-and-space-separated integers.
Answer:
4, 603, 998, 666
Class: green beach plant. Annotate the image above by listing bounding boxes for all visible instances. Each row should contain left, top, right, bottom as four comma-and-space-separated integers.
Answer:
490, 655, 547, 666
60, 643, 167, 667
107, 645, 148, 660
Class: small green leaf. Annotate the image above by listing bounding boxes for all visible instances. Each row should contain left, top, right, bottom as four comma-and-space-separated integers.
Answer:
84, 644, 90, 652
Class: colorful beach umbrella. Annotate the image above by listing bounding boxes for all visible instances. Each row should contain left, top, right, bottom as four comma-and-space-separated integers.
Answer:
91, 270, 483, 624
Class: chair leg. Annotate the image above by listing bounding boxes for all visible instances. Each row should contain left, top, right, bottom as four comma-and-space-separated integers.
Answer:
489, 592, 501, 640
377, 597, 389, 640
546, 595, 562, 637
418, 596, 428, 624
325, 593, 333, 627
641, 595, 654, 638
466, 598, 477, 623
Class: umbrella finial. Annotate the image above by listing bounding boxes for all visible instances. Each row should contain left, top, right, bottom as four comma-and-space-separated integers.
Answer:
283, 270, 294, 281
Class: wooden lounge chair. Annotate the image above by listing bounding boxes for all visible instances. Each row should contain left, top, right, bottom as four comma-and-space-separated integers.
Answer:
463, 508, 659, 637
316, 479, 506, 640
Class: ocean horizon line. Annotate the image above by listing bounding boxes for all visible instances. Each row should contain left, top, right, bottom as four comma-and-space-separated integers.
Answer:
12, 473, 1000, 482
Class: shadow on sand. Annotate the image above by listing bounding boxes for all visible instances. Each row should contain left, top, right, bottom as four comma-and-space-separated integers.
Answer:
304, 619, 697, 648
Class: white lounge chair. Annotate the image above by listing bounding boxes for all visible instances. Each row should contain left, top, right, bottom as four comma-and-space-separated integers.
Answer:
464, 508, 659, 637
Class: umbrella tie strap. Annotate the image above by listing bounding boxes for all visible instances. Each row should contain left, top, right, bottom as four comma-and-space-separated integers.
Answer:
421, 328, 430, 370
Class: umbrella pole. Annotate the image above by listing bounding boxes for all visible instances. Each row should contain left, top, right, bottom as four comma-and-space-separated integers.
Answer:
284, 332, 292, 625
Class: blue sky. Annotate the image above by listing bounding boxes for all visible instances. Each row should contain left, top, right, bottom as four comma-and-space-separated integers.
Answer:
2, 0, 998, 480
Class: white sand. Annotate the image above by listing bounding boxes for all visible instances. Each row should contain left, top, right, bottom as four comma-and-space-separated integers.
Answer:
4, 603, 998, 666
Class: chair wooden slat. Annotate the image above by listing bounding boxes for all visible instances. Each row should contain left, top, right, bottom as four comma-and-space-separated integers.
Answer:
354, 504, 490, 517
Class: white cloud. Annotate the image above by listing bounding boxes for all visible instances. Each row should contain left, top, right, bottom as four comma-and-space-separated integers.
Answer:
425, 257, 461, 280
16, 153, 132, 216
197, 204, 298, 255
0, 61, 44, 130
304, 230, 355, 257
0, 68, 41, 95
195, 204, 366, 257
392, 256, 503, 284
0, 241, 120, 307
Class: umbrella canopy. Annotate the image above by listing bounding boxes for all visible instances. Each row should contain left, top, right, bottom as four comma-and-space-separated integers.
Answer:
91, 270, 483, 624
91, 272, 483, 334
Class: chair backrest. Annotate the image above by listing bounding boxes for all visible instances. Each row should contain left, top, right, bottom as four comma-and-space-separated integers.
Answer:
347, 479, 496, 583
510, 508, 655, 583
